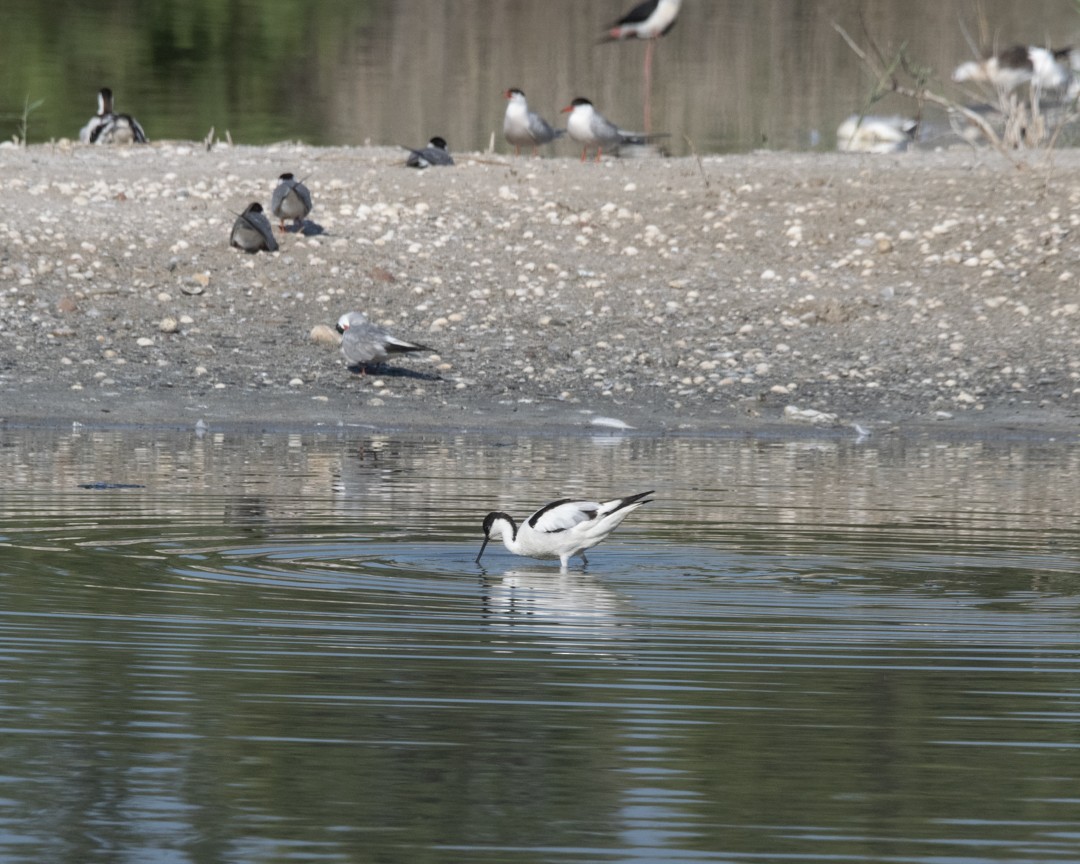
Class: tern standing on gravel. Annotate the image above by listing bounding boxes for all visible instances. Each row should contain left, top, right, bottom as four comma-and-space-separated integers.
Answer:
561, 98, 649, 161
336, 311, 432, 374
230, 203, 278, 253
270, 173, 312, 233
476, 491, 654, 570
503, 88, 565, 156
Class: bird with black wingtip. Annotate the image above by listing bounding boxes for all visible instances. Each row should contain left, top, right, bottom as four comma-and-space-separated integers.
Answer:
335, 311, 432, 374
403, 137, 454, 168
230, 203, 278, 253
79, 87, 148, 145
503, 88, 565, 157
270, 173, 313, 233
598, 0, 683, 133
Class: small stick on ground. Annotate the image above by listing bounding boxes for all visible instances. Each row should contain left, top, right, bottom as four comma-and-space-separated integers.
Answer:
683, 136, 710, 190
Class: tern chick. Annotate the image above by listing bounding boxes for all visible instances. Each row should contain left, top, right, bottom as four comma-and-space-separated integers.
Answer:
230, 203, 278, 253
403, 137, 454, 168
335, 311, 432, 373
270, 173, 313, 233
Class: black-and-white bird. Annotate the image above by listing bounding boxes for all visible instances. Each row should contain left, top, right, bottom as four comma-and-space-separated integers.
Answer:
230, 203, 278, 253
836, 115, 918, 153
476, 491, 655, 570
79, 87, 148, 145
600, 0, 682, 42
403, 137, 454, 168
335, 311, 432, 373
598, 0, 683, 132
503, 88, 565, 156
952, 45, 1072, 95
270, 173, 313, 233
561, 98, 651, 161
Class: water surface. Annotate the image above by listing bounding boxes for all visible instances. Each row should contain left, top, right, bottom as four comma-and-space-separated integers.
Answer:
2, 428, 1079, 862
5, 0, 1080, 152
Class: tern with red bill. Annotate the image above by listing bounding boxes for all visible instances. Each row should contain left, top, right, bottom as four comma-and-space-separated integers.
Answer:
503, 88, 565, 156
561, 98, 653, 161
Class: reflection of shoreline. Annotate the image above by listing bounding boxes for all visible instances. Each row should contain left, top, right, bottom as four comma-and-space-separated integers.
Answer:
5, 433, 1080, 547
480, 570, 622, 630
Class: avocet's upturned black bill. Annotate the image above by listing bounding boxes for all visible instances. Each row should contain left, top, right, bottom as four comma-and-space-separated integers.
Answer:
476, 491, 654, 569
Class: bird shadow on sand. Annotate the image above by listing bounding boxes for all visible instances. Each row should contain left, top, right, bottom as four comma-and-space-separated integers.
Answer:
282, 220, 326, 237
346, 364, 442, 382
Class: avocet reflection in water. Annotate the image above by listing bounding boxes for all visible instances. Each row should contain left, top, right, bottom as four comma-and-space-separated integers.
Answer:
1, 428, 1079, 864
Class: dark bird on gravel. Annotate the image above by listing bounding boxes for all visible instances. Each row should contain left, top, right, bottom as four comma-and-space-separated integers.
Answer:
598, 0, 682, 133
270, 173, 313, 233
403, 137, 454, 168
335, 311, 432, 373
79, 87, 148, 145
503, 88, 565, 156
230, 202, 278, 253
476, 491, 655, 570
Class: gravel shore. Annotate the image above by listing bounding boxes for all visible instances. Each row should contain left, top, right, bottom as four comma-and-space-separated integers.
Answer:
1, 140, 1078, 438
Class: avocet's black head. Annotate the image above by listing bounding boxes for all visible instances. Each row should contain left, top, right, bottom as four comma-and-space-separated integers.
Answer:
429, 136, 448, 150
98, 88, 115, 114
476, 511, 514, 564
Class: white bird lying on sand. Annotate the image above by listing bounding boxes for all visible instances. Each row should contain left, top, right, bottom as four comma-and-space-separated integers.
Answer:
476, 491, 654, 569
335, 311, 432, 374
836, 115, 918, 153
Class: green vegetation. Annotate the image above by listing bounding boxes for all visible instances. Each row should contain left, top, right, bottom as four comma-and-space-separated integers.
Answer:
0, 0, 373, 143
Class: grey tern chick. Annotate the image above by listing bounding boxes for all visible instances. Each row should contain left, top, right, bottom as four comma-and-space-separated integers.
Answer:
404, 137, 454, 168
230, 203, 279, 253
270, 173, 313, 233
335, 311, 432, 373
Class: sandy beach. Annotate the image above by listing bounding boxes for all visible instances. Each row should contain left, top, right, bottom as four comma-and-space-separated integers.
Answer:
1, 140, 1078, 438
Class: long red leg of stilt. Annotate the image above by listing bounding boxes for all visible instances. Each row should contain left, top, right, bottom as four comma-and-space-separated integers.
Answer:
644, 38, 656, 134
581, 147, 587, 162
